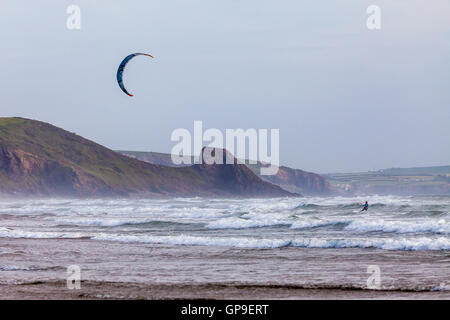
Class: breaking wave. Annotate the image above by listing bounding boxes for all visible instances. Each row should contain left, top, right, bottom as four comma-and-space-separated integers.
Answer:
0, 195, 449, 252
1, 227, 449, 251
345, 219, 450, 234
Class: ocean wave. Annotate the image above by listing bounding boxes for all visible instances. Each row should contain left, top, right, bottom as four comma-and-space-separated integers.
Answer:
404, 210, 447, 217
291, 237, 450, 251
0, 227, 87, 239
1, 226, 448, 251
337, 202, 371, 209
93, 234, 450, 251
206, 217, 289, 229
54, 218, 197, 228
293, 203, 321, 209
92, 233, 292, 249
290, 219, 348, 229
206, 217, 349, 230
345, 219, 450, 234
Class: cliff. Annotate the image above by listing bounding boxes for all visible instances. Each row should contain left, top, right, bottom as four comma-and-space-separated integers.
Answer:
0, 118, 294, 198
120, 150, 331, 196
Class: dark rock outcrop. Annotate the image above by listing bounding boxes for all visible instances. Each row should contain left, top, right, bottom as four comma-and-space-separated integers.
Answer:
119, 150, 331, 196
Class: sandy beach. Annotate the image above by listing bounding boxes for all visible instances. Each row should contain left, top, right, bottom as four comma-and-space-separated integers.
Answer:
1, 280, 448, 300
1, 237, 449, 300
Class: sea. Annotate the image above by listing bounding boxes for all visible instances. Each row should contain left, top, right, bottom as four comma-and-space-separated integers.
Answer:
0, 195, 449, 298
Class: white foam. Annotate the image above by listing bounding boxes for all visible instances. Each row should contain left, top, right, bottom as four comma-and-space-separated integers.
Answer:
1, 226, 449, 251
291, 237, 450, 251
0, 227, 85, 239
94, 234, 450, 251
92, 233, 291, 249
206, 217, 289, 229
206, 216, 350, 230
345, 219, 450, 234
55, 218, 152, 227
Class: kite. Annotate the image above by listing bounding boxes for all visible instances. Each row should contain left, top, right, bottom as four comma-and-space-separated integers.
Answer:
116, 53, 154, 96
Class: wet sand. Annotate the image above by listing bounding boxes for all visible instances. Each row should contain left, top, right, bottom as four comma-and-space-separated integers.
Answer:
1, 280, 448, 300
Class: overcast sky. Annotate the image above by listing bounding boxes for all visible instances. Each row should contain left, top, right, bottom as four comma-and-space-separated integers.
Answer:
1, 1, 449, 173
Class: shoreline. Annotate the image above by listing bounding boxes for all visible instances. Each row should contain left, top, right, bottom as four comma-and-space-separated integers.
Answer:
1, 235, 449, 300
1, 281, 448, 300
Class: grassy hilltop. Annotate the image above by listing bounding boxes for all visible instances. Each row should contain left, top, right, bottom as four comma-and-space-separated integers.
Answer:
0, 118, 293, 198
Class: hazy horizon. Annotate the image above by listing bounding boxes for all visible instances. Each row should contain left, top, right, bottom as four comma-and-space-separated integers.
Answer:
1, 1, 449, 173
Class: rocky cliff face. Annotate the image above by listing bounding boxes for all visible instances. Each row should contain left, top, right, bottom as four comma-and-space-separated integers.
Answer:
0, 146, 115, 196
253, 165, 332, 196
0, 118, 294, 198
188, 147, 296, 197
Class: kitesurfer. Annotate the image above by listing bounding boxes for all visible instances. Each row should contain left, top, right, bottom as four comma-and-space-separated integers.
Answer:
361, 201, 369, 212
